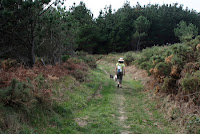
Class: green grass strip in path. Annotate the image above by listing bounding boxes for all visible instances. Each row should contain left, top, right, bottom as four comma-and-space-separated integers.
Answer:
73, 68, 122, 134
45, 63, 178, 134
45, 68, 122, 134
123, 79, 177, 134
99, 63, 177, 133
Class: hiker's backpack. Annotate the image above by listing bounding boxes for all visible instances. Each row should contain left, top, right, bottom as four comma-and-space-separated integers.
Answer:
117, 64, 122, 73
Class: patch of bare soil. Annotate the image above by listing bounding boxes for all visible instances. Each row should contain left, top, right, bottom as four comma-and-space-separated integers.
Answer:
75, 116, 88, 127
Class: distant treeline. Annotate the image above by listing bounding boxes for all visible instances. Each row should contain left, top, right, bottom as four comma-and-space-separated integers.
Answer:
0, 0, 200, 65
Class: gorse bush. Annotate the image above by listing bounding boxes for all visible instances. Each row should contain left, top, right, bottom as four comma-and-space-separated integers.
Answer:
181, 71, 200, 93
155, 62, 171, 76
161, 77, 177, 94
124, 52, 135, 65
73, 51, 97, 68
0, 75, 52, 107
80, 55, 97, 68
71, 69, 88, 82
150, 55, 165, 65
0, 79, 32, 107
134, 37, 200, 103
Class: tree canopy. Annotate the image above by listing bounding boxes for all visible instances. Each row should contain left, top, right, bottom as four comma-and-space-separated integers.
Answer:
1, 1, 200, 65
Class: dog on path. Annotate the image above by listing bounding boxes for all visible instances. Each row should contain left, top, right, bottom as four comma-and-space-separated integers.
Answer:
110, 74, 117, 81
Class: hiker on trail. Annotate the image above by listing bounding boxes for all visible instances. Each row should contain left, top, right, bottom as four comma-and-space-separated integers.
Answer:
116, 58, 125, 88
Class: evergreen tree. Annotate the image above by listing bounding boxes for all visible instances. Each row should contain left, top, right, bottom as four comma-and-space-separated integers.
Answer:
174, 21, 198, 42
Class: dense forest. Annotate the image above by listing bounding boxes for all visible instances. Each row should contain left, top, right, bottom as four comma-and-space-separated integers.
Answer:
0, 0, 200, 66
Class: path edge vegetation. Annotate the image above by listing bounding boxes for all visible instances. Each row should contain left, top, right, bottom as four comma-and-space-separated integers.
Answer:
124, 36, 200, 134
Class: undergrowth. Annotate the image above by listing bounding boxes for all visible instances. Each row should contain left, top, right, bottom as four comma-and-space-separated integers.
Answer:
126, 35, 200, 133
0, 53, 98, 133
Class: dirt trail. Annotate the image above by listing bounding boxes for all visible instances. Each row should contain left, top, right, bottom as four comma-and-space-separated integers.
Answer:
96, 56, 176, 134
116, 87, 132, 134
99, 64, 136, 134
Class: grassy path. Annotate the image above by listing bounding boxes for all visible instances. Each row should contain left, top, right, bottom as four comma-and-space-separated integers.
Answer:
46, 55, 178, 133
97, 59, 177, 134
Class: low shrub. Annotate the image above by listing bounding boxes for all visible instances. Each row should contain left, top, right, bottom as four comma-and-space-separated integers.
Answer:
76, 51, 87, 57
154, 62, 171, 76
186, 35, 200, 50
0, 59, 19, 70
150, 55, 165, 66
0, 75, 52, 108
161, 77, 177, 94
139, 62, 152, 72
170, 43, 192, 57
124, 52, 135, 65
62, 55, 70, 62
165, 55, 173, 64
183, 62, 200, 75
71, 51, 97, 68
80, 55, 97, 68
71, 69, 87, 82
170, 65, 180, 77
181, 71, 200, 93
68, 57, 83, 64
0, 79, 33, 107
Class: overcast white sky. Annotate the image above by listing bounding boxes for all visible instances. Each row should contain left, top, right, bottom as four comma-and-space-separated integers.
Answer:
64, 0, 200, 17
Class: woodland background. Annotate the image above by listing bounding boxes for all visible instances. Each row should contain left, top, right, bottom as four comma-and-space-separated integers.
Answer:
1, 0, 200, 66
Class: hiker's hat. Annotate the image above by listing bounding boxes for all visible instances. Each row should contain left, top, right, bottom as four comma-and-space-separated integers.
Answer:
118, 58, 124, 62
